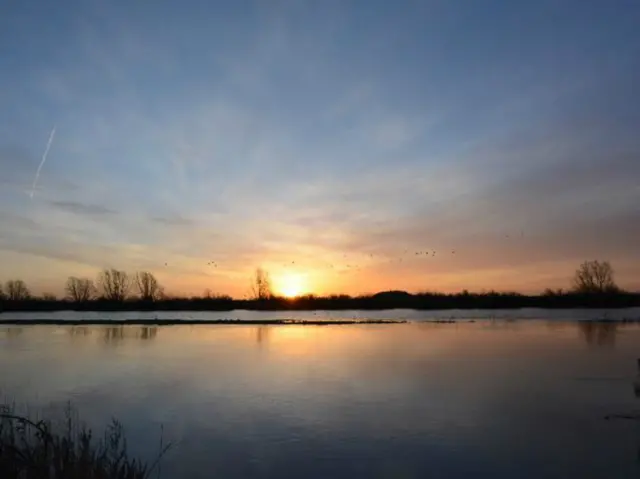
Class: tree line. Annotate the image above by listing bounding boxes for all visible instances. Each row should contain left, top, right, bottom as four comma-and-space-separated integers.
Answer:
0, 269, 164, 302
0, 260, 637, 311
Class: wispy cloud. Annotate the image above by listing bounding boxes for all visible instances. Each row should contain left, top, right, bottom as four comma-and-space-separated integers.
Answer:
150, 214, 193, 226
48, 200, 116, 217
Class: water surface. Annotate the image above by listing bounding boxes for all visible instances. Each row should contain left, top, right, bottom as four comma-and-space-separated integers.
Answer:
2, 307, 639, 322
1, 316, 639, 478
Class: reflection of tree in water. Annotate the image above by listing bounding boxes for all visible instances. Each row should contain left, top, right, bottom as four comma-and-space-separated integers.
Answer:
102, 326, 125, 344
138, 326, 157, 340
256, 326, 270, 347
545, 321, 569, 333
578, 321, 618, 347
69, 326, 91, 336
0, 327, 23, 339
101, 326, 157, 344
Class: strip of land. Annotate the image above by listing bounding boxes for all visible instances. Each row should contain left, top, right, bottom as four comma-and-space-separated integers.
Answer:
1, 290, 639, 312
0, 318, 407, 326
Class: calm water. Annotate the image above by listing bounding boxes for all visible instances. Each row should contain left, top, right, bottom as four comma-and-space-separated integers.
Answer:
1, 311, 640, 478
1, 307, 640, 322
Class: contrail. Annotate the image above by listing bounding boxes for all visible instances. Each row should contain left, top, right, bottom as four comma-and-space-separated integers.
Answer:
29, 126, 56, 199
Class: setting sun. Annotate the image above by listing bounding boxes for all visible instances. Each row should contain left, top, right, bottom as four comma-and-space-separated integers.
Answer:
276, 272, 308, 298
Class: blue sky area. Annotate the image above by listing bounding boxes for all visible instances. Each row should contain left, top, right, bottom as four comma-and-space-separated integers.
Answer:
1, 0, 639, 296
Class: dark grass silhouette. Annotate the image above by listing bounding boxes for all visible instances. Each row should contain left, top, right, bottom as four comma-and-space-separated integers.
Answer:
0, 404, 170, 479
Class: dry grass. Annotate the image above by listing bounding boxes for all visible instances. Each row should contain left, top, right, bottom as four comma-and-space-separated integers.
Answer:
0, 404, 171, 479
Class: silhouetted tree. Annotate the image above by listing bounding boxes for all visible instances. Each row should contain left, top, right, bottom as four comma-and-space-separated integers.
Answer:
5, 280, 30, 301
0, 283, 4, 300
251, 267, 273, 300
65, 276, 96, 302
573, 260, 618, 294
542, 288, 564, 296
41, 292, 57, 301
97, 269, 129, 301
134, 271, 162, 301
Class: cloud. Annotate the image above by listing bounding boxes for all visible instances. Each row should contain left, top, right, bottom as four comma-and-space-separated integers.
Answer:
48, 200, 116, 216
150, 214, 193, 226
0, 144, 40, 193
0, 213, 41, 235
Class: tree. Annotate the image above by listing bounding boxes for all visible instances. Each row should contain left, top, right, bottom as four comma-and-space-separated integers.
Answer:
65, 276, 96, 302
251, 267, 273, 300
134, 271, 162, 301
41, 293, 57, 301
542, 288, 564, 296
572, 260, 618, 294
5, 280, 30, 301
97, 269, 130, 301
0, 283, 4, 300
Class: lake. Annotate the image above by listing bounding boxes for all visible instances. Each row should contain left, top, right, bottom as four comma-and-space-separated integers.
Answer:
1, 309, 640, 478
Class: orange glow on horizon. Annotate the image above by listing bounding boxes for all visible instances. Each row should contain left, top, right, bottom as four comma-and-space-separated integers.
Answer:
274, 272, 309, 298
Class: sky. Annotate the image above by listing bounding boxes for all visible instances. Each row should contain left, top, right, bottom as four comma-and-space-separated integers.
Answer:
1, 0, 639, 298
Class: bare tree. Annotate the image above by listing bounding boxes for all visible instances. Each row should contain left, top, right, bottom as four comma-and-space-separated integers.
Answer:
251, 267, 273, 300
542, 288, 564, 296
65, 276, 96, 302
97, 269, 130, 301
134, 271, 162, 301
0, 283, 4, 300
573, 260, 618, 294
41, 292, 57, 301
5, 280, 30, 301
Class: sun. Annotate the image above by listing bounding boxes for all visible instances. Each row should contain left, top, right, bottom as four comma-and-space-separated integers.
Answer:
276, 273, 307, 298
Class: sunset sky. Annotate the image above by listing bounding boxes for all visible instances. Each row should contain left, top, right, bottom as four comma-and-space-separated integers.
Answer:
1, 0, 639, 298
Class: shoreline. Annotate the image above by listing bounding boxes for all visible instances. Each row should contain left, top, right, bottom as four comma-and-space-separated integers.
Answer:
0, 318, 639, 326
0, 318, 408, 326
1, 291, 639, 313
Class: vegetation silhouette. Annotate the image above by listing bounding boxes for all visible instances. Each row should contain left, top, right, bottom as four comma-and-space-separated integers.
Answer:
0, 403, 170, 479
573, 260, 618, 294
134, 272, 163, 301
0, 261, 638, 312
98, 269, 130, 302
250, 267, 273, 301
66, 277, 96, 302
4, 280, 30, 301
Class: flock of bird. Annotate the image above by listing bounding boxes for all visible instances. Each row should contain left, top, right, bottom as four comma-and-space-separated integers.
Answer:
159, 231, 524, 273
162, 249, 457, 273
